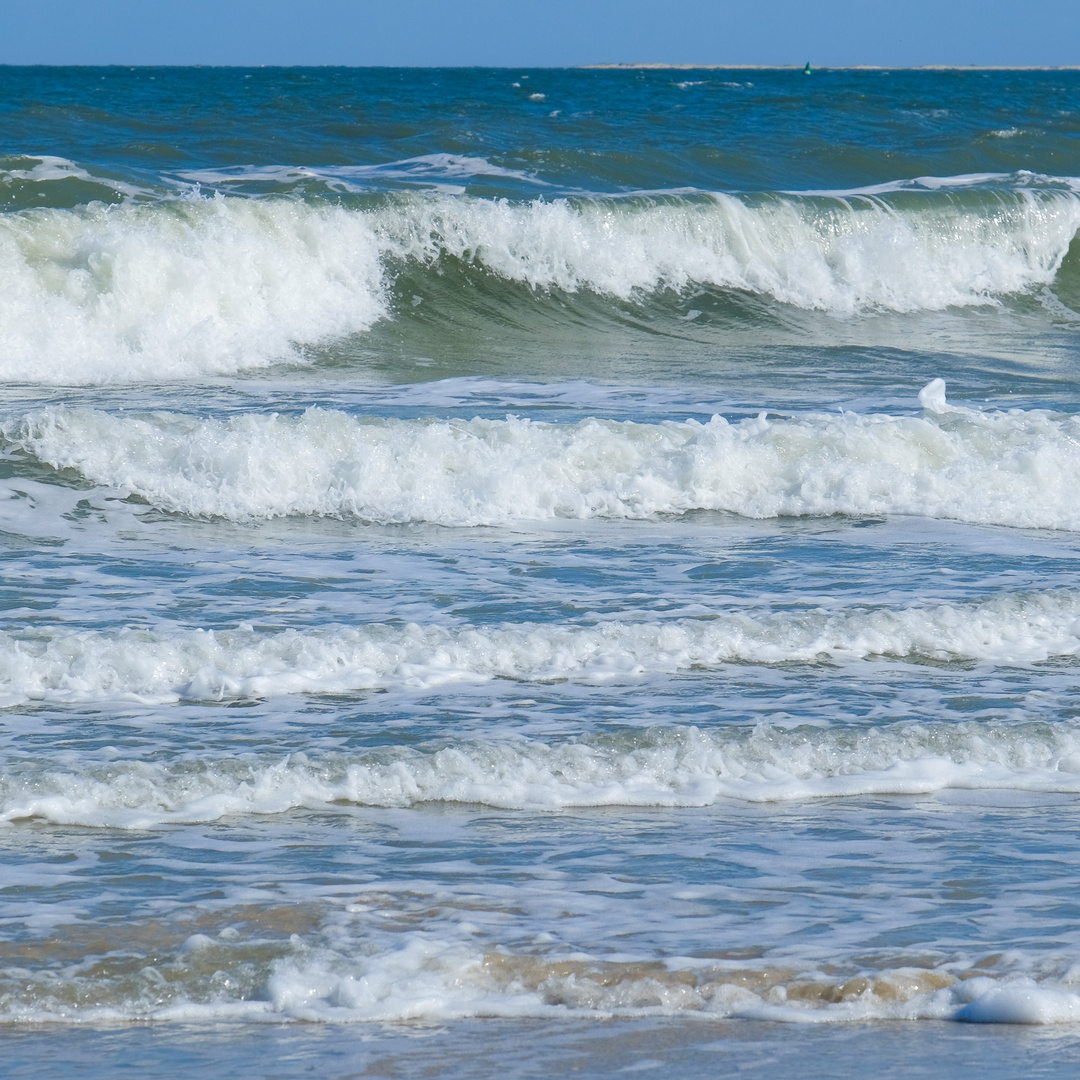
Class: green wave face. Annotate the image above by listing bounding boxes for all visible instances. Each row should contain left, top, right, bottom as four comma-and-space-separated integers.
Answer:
0, 183, 1077, 385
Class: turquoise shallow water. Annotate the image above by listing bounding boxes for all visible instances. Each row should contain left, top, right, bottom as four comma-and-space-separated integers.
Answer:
3, 66, 1080, 1075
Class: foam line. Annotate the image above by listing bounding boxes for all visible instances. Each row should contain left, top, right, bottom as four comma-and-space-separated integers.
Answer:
9, 384, 1080, 529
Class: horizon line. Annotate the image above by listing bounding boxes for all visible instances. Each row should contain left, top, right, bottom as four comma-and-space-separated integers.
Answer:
0, 62, 1079, 71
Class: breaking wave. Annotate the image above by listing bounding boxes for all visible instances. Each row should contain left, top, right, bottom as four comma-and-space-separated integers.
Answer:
6, 930, 1080, 1025
7, 715, 1080, 825
8, 382, 1080, 529
0, 181, 1077, 382
1, 589, 1078, 709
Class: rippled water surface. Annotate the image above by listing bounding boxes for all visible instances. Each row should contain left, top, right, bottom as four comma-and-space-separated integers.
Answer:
3, 65, 1080, 1076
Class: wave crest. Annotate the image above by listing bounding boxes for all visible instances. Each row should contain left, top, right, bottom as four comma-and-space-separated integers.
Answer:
1, 590, 1078, 709
0, 196, 386, 382
7, 715, 1080, 827
9, 385, 1080, 529
375, 186, 1080, 312
0, 182, 1078, 382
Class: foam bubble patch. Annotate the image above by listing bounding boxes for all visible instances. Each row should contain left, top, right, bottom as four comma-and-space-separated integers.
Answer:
8, 715, 1080, 826
0, 196, 386, 382
10, 386, 1080, 529
373, 187, 1080, 313
0, 588, 1078, 709
4, 926, 1080, 1025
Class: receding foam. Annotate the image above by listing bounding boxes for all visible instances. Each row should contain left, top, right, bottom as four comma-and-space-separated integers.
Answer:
7, 710, 1080, 827
0, 588, 1078, 710
6, 929, 1079, 1024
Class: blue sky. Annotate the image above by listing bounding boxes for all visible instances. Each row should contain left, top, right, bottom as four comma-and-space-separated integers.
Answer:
3, 0, 1079, 67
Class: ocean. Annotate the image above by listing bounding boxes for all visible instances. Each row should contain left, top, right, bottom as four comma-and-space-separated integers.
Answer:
3, 65, 1080, 1077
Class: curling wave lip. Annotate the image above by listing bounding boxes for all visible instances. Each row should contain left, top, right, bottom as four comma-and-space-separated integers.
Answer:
0, 180, 1078, 383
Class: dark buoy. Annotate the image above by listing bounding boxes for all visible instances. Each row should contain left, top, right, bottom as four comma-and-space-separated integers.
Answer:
804, 62, 812, 75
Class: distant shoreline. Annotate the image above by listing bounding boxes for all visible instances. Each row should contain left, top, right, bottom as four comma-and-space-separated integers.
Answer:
581, 63, 1080, 71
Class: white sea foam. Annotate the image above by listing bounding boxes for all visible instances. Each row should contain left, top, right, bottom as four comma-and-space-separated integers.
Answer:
178, 154, 550, 193
954, 979, 1080, 1023
264, 944, 1080, 1024
792, 169, 1080, 197
373, 187, 1080, 312
1, 590, 1078, 709
3, 924, 1080, 1025
0, 182, 1077, 382
0, 196, 386, 382
10, 385, 1080, 528
0, 154, 145, 198
6, 713, 1080, 827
